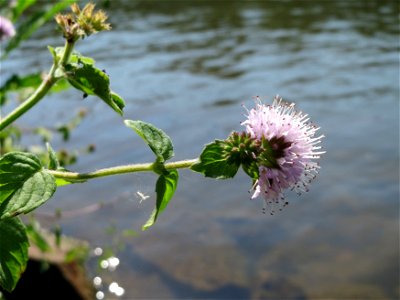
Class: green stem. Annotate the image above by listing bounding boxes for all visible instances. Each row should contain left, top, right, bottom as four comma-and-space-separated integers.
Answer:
59, 40, 75, 66
0, 41, 75, 131
47, 159, 198, 180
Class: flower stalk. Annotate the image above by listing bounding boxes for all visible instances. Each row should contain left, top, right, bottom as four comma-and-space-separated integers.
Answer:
0, 40, 76, 131
47, 159, 198, 181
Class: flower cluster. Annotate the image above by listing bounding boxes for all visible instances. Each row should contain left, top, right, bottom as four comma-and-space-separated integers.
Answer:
241, 96, 324, 214
55, 3, 111, 42
0, 16, 15, 41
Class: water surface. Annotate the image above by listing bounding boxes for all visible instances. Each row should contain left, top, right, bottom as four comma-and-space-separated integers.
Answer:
2, 1, 399, 299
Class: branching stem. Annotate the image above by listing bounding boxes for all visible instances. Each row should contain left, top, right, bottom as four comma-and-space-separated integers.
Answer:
0, 40, 75, 131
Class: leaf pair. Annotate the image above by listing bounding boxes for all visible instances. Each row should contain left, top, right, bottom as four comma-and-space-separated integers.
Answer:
125, 120, 178, 230
0, 152, 57, 292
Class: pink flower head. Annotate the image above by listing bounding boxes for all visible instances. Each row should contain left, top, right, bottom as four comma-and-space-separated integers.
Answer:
242, 96, 324, 214
0, 16, 16, 41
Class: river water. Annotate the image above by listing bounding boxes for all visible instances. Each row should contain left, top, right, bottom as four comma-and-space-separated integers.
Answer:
2, 1, 399, 299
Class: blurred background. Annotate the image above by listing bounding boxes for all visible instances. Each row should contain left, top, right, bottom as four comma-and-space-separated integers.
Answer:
2, 0, 399, 299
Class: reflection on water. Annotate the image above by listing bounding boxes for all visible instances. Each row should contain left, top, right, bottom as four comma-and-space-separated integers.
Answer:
3, 1, 399, 299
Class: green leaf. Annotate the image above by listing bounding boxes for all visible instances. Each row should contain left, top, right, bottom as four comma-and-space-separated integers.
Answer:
142, 169, 178, 230
50, 78, 70, 94
54, 175, 86, 186
0, 152, 56, 219
54, 47, 96, 66
0, 152, 41, 205
191, 140, 240, 179
54, 178, 73, 187
0, 217, 29, 292
46, 143, 59, 170
65, 62, 124, 115
48, 45, 58, 63
125, 120, 174, 162
2, 0, 73, 58
110, 91, 125, 113
241, 161, 259, 181
69, 52, 95, 66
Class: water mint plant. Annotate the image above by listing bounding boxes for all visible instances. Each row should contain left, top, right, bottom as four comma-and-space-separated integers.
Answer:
0, 3, 324, 293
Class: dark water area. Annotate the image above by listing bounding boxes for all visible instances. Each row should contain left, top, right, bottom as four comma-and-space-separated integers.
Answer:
2, 1, 399, 299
